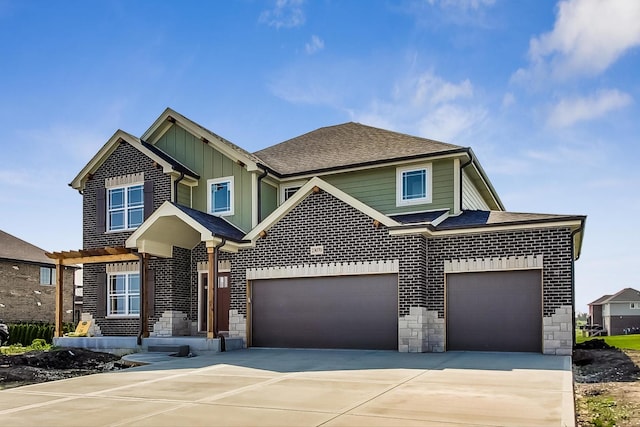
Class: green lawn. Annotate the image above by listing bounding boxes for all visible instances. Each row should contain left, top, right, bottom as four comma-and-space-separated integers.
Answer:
576, 333, 640, 350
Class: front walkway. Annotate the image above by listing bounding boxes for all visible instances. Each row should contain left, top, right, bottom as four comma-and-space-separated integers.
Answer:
0, 349, 574, 426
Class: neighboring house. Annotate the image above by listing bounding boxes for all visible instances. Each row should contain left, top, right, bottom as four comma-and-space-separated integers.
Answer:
0, 230, 76, 323
55, 108, 585, 355
589, 288, 640, 335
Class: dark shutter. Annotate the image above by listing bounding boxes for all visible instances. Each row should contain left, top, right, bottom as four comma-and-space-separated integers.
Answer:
96, 273, 107, 317
144, 181, 154, 219
96, 188, 106, 233
146, 269, 155, 318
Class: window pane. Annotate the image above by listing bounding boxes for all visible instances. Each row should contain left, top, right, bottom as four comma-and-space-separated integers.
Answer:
402, 170, 426, 200
109, 188, 124, 209
128, 207, 143, 228
129, 274, 140, 293
51, 268, 56, 284
40, 267, 50, 285
128, 185, 143, 207
213, 182, 230, 213
284, 187, 300, 201
110, 296, 126, 315
110, 275, 126, 293
109, 210, 125, 231
129, 296, 140, 314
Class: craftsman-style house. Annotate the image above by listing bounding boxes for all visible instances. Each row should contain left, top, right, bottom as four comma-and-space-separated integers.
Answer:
53, 108, 585, 355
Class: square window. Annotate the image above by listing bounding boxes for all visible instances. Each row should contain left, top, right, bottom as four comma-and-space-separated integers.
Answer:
396, 164, 432, 206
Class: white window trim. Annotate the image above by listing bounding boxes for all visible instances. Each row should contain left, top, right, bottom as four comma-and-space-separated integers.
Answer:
106, 270, 140, 318
106, 183, 144, 232
631, 302, 640, 309
279, 180, 307, 204
207, 176, 235, 216
396, 163, 432, 207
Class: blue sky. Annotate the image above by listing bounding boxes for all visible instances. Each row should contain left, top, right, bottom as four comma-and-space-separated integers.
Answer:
0, 0, 638, 312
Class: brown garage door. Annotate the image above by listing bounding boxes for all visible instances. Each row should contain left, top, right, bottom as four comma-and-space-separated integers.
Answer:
251, 274, 398, 350
446, 270, 542, 352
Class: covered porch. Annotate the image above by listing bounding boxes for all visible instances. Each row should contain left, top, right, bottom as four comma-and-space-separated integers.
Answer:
47, 201, 248, 345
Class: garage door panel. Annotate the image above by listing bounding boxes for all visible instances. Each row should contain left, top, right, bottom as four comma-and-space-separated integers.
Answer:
252, 275, 398, 350
447, 270, 542, 352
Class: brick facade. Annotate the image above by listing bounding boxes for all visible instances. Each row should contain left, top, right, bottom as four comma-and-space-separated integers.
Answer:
0, 260, 75, 323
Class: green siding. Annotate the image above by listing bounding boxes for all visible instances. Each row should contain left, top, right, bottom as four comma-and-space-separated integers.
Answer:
155, 124, 254, 231
260, 182, 278, 220
177, 183, 190, 207
324, 159, 455, 214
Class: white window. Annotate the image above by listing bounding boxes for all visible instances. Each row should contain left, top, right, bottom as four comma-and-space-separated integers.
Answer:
280, 180, 306, 204
396, 163, 432, 206
107, 184, 144, 231
107, 272, 140, 316
40, 267, 56, 285
208, 177, 234, 216
631, 303, 640, 309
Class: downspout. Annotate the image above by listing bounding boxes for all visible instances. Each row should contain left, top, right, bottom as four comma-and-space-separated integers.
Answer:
214, 237, 227, 350
570, 220, 585, 351
256, 166, 269, 223
173, 172, 185, 204
137, 252, 145, 346
459, 149, 473, 212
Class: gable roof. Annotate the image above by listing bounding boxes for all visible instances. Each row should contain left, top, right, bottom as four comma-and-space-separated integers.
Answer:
70, 130, 199, 191
245, 176, 401, 242
600, 288, 640, 304
589, 294, 613, 306
142, 108, 263, 171
171, 203, 246, 242
0, 229, 53, 265
253, 122, 466, 176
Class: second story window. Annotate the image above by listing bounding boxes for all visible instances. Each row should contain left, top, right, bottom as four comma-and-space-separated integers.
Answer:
208, 177, 234, 216
108, 184, 144, 231
396, 163, 433, 206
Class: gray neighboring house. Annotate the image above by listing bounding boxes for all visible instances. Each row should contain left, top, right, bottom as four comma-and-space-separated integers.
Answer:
589, 288, 640, 335
0, 230, 77, 323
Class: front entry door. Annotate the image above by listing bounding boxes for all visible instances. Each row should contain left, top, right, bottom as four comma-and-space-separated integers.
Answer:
199, 272, 230, 333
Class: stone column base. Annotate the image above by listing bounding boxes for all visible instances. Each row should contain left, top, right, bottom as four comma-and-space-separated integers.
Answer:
150, 310, 190, 337
398, 307, 445, 353
228, 310, 247, 347
543, 305, 573, 355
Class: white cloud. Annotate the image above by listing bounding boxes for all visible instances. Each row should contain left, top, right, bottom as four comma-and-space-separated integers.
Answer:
259, 0, 305, 29
547, 89, 633, 127
502, 92, 515, 108
514, 0, 640, 81
352, 70, 485, 142
305, 35, 324, 54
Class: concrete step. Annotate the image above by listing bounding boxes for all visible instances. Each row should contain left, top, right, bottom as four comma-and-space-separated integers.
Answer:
147, 344, 190, 357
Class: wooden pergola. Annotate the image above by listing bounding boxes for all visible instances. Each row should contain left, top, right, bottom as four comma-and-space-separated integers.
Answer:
45, 245, 222, 340
46, 247, 139, 338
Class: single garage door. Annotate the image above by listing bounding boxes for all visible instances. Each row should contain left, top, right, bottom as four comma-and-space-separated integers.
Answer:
446, 270, 542, 352
251, 274, 398, 350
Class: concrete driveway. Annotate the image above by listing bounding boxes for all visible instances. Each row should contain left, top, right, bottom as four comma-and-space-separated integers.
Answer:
0, 349, 574, 426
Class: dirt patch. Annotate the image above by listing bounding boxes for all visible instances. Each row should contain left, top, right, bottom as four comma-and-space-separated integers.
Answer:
574, 343, 640, 426
0, 348, 128, 390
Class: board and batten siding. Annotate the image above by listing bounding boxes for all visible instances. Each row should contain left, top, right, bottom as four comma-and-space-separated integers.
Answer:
324, 159, 455, 214
177, 182, 191, 207
154, 124, 253, 231
260, 182, 278, 220
462, 170, 490, 210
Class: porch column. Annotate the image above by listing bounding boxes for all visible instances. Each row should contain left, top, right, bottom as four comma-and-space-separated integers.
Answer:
207, 247, 216, 338
54, 260, 63, 337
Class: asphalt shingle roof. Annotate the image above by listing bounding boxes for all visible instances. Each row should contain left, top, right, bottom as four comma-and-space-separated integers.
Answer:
390, 210, 450, 225
436, 210, 581, 230
253, 122, 463, 176
0, 230, 53, 265
600, 288, 640, 304
172, 203, 246, 242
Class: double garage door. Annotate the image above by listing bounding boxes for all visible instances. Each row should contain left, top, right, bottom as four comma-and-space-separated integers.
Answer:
447, 270, 542, 352
251, 274, 398, 350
